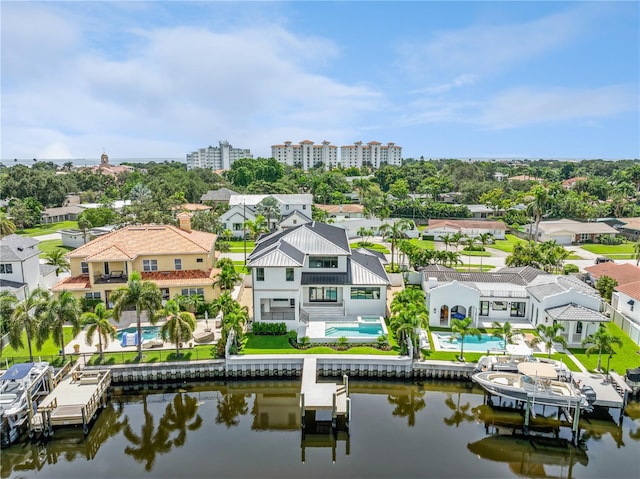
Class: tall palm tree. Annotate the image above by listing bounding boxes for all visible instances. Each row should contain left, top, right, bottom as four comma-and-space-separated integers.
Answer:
81, 303, 118, 359
476, 233, 493, 270
41, 291, 82, 361
222, 305, 249, 348
581, 324, 623, 373
532, 323, 567, 358
526, 185, 549, 241
390, 303, 428, 358
159, 300, 196, 357
443, 392, 475, 428
161, 392, 203, 447
214, 265, 240, 291
110, 271, 162, 360
43, 248, 70, 276
451, 317, 481, 362
5, 288, 51, 362
634, 240, 640, 267
0, 212, 16, 237
450, 231, 464, 252
491, 321, 515, 349
256, 196, 280, 231
379, 219, 411, 270
440, 233, 453, 252
243, 215, 268, 242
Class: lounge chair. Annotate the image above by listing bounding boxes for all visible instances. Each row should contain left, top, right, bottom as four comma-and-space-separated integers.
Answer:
193, 330, 216, 343
142, 338, 164, 349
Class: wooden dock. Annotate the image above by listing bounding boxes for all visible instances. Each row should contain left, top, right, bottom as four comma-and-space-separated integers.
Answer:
300, 357, 349, 430
573, 372, 630, 408
33, 366, 112, 436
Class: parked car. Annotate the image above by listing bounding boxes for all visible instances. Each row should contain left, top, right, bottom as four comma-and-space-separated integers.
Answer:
595, 257, 614, 264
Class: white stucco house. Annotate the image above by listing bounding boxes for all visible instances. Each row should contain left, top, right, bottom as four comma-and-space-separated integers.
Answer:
219, 204, 258, 238
525, 219, 618, 245
59, 226, 116, 248
422, 265, 606, 346
425, 219, 506, 241
0, 235, 57, 299
247, 222, 390, 331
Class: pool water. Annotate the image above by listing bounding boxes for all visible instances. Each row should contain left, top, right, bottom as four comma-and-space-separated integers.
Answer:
325, 323, 384, 338
117, 326, 161, 342
435, 333, 505, 352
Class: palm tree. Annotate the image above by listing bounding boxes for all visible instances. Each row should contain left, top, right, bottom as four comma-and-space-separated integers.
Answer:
110, 271, 162, 360
209, 292, 237, 319
81, 303, 118, 359
390, 303, 428, 358
491, 321, 515, 349
379, 219, 411, 271
43, 248, 70, 276
440, 233, 452, 252
634, 240, 640, 267
214, 265, 240, 291
532, 323, 567, 358
526, 185, 548, 241
443, 392, 475, 428
451, 317, 481, 362
159, 300, 196, 357
582, 324, 623, 373
244, 215, 268, 242
41, 291, 82, 361
77, 216, 93, 244
215, 390, 250, 428
450, 231, 464, 252
222, 305, 249, 349
256, 196, 280, 231
476, 233, 493, 270
0, 212, 16, 237
4, 288, 51, 362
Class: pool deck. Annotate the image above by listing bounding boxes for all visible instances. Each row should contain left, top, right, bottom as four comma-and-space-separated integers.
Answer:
432, 333, 531, 354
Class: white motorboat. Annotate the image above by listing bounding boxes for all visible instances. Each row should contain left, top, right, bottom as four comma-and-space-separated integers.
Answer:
0, 362, 53, 447
474, 354, 571, 380
472, 362, 592, 410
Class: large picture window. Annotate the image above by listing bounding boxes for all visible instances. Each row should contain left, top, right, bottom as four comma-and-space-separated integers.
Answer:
510, 302, 526, 317
143, 259, 158, 272
309, 287, 337, 302
350, 287, 380, 300
309, 257, 338, 268
492, 301, 507, 311
181, 288, 204, 297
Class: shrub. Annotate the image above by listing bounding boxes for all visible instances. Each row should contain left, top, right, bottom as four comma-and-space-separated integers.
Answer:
335, 336, 349, 351
563, 264, 579, 275
252, 322, 287, 335
598, 235, 624, 245
288, 330, 298, 346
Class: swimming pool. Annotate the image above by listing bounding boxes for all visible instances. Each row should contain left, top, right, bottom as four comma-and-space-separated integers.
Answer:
117, 326, 161, 342
434, 333, 506, 352
325, 323, 385, 338
305, 316, 388, 343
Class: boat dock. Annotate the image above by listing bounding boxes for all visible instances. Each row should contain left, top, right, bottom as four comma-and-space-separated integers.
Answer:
573, 372, 631, 409
300, 357, 350, 432
32, 364, 112, 436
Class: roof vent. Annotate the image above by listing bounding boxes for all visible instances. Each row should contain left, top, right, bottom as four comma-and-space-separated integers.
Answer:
17, 247, 24, 251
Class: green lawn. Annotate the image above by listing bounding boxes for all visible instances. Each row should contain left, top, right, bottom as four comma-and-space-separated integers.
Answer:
459, 249, 492, 257
17, 221, 79, 237
232, 261, 249, 274
350, 242, 390, 254
407, 238, 436, 250
568, 322, 640, 375
580, 242, 637, 259
1, 327, 76, 366
85, 345, 218, 365
453, 264, 496, 272
490, 234, 528, 253
37, 239, 74, 257
228, 240, 256, 253
240, 334, 400, 355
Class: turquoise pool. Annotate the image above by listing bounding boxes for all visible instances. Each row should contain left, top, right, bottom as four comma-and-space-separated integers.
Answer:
325, 321, 385, 338
435, 333, 505, 352
117, 326, 161, 342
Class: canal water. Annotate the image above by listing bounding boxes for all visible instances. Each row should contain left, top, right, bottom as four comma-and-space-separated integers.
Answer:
2, 379, 639, 478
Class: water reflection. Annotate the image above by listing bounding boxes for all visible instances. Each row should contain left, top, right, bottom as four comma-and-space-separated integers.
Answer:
443, 392, 475, 428
386, 389, 426, 426
215, 389, 250, 428
123, 396, 173, 471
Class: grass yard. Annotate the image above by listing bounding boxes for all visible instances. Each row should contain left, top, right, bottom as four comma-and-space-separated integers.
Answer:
350, 242, 390, 254
489, 234, 528, 253
580, 242, 637, 260
232, 261, 249, 274
85, 345, 218, 365
240, 334, 400, 355
568, 322, 640, 375
228, 240, 256, 253
37, 239, 74, 257
459, 249, 492, 257
1, 327, 76, 366
17, 221, 79, 237
407, 238, 436, 250
453, 264, 496, 272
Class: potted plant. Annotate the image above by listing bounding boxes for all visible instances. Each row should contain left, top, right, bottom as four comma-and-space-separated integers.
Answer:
73, 344, 81, 353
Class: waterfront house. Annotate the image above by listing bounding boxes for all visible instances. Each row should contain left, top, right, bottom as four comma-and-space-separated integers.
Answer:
422, 266, 606, 346
51, 214, 219, 304
0, 235, 57, 299
524, 219, 618, 245
247, 222, 390, 329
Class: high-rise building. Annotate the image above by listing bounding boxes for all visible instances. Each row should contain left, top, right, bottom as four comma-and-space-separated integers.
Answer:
271, 140, 401, 170
271, 140, 338, 170
186, 141, 252, 171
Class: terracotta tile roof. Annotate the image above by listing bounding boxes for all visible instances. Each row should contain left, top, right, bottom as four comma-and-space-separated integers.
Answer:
171, 203, 212, 211
584, 263, 640, 285
428, 219, 506, 230
141, 268, 220, 287
51, 275, 91, 291
84, 245, 133, 261
562, 177, 588, 187
315, 204, 364, 214
68, 224, 216, 260
616, 281, 640, 301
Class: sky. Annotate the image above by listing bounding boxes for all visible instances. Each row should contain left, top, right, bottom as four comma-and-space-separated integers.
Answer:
1, 1, 639, 164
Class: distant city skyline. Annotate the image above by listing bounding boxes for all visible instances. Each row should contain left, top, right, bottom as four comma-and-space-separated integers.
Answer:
2, 2, 638, 160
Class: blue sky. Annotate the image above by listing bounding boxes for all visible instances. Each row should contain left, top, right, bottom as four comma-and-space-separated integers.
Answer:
1, 1, 638, 162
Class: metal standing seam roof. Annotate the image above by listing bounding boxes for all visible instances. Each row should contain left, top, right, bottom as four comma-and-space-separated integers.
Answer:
301, 272, 349, 285
353, 247, 388, 265
349, 250, 390, 285
545, 303, 608, 322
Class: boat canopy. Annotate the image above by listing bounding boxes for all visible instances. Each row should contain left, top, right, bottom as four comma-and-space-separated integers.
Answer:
0, 363, 36, 382
517, 362, 556, 379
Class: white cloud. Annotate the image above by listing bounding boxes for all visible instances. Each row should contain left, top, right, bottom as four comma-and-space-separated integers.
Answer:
478, 84, 639, 129
410, 74, 478, 95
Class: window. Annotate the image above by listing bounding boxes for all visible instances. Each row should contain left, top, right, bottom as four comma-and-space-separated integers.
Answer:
286, 268, 294, 281
81, 262, 89, 274
233, 223, 243, 231
286, 205, 290, 210
510, 302, 526, 317
256, 268, 265, 281
161, 288, 170, 301
174, 259, 182, 271
350, 287, 380, 300
196, 258, 203, 263
309, 257, 338, 268
480, 301, 489, 317
576, 321, 583, 334
181, 288, 204, 297
85, 292, 101, 300
143, 259, 158, 272
0, 264, 13, 274
492, 301, 507, 311
310, 287, 337, 302
303, 205, 307, 210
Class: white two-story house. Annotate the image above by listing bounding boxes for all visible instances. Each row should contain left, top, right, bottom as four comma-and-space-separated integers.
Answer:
0, 234, 58, 299
422, 265, 606, 346
247, 222, 390, 330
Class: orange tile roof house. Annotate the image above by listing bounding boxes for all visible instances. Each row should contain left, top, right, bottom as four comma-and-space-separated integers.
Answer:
52, 213, 220, 304
584, 263, 640, 287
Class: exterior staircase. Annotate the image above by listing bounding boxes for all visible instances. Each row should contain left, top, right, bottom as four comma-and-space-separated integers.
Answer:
302, 304, 346, 322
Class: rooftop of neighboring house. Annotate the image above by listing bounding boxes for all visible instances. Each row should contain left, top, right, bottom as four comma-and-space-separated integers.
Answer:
424, 265, 549, 287
584, 262, 640, 285
615, 281, 640, 301
170, 203, 212, 212
619, 217, 640, 231
200, 187, 238, 202
228, 194, 313, 207
41, 205, 86, 217
427, 218, 506, 230
0, 234, 40, 261
58, 226, 116, 236
561, 177, 588, 188
66, 220, 217, 261
507, 175, 543, 182
533, 219, 618, 235
314, 204, 364, 214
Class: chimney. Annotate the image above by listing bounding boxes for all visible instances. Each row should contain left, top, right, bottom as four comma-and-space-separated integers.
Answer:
177, 212, 192, 233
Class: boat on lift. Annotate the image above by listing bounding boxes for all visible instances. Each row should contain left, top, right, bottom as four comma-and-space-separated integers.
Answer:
472, 362, 593, 410
474, 354, 571, 381
0, 362, 53, 447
